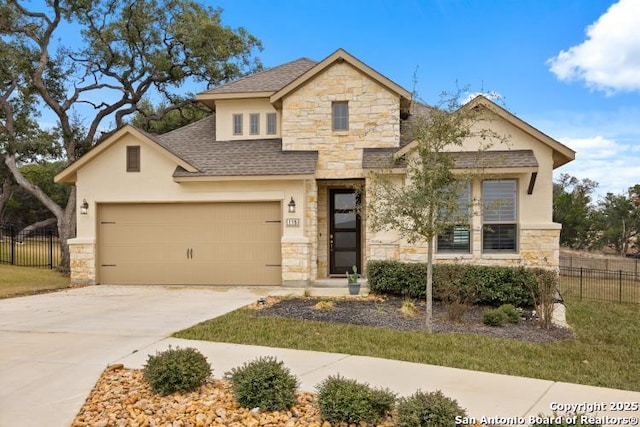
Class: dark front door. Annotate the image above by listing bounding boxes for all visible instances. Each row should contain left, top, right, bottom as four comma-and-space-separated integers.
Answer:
329, 189, 361, 275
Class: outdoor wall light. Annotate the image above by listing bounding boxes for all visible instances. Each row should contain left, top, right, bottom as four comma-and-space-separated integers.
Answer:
80, 199, 89, 215
288, 197, 296, 213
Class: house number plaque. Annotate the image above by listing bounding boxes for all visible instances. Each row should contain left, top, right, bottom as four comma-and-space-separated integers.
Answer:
286, 218, 300, 227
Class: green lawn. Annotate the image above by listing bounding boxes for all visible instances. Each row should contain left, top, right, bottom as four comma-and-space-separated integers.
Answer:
0, 264, 71, 299
560, 274, 640, 304
175, 298, 640, 392
0, 239, 61, 267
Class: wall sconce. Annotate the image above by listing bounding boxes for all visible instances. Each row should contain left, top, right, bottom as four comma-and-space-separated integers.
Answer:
80, 199, 89, 215
288, 197, 296, 213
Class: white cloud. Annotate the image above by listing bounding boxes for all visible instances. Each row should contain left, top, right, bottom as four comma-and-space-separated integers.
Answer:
554, 135, 640, 197
547, 0, 640, 94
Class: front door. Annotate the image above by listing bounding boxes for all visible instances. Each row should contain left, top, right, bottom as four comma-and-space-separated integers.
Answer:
329, 189, 361, 275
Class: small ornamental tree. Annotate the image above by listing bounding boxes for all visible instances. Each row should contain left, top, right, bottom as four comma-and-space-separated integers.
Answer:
366, 92, 508, 332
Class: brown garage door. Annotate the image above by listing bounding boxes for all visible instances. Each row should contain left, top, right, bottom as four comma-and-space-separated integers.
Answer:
98, 202, 282, 285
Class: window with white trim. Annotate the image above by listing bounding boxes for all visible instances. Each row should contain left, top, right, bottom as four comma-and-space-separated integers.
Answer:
249, 113, 259, 135
482, 179, 517, 252
437, 182, 471, 253
266, 112, 277, 135
332, 101, 348, 131
232, 114, 243, 135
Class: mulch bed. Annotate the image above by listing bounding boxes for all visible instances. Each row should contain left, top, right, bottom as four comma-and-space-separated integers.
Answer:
253, 295, 575, 343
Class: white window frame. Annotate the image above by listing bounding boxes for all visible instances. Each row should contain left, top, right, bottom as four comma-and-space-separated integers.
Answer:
232, 114, 243, 135
266, 112, 277, 135
249, 113, 259, 135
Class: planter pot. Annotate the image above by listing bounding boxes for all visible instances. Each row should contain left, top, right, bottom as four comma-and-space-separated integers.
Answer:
348, 282, 360, 295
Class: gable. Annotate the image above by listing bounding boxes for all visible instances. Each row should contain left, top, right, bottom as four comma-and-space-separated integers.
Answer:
54, 126, 198, 184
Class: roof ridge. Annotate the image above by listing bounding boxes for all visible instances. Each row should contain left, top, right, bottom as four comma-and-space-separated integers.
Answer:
205, 57, 317, 93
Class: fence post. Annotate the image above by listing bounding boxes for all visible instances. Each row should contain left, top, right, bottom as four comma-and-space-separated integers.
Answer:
580, 267, 583, 301
619, 270, 623, 303
48, 229, 54, 269
10, 224, 15, 266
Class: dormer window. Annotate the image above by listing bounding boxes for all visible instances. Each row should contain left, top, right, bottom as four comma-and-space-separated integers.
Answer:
267, 113, 277, 135
250, 113, 259, 135
332, 101, 348, 131
233, 114, 243, 135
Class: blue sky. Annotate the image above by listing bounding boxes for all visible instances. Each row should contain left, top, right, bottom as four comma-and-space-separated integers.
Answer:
206, 0, 640, 199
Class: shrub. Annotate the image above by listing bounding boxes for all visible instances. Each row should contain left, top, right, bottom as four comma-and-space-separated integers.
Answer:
314, 300, 335, 311
499, 304, 521, 324
143, 347, 211, 395
316, 375, 395, 425
396, 389, 467, 427
483, 308, 507, 326
400, 300, 419, 317
367, 260, 537, 307
225, 356, 299, 411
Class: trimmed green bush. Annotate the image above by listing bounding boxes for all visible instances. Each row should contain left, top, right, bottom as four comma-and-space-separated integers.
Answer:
396, 390, 467, 427
499, 304, 521, 324
225, 356, 299, 411
483, 308, 507, 326
316, 375, 395, 425
143, 346, 211, 395
367, 260, 555, 307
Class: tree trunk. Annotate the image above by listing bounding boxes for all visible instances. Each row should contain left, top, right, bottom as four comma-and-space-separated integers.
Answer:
0, 176, 13, 221
4, 154, 75, 272
18, 218, 57, 237
426, 238, 434, 333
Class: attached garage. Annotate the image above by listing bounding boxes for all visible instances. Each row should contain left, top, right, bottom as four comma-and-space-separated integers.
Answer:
97, 202, 282, 285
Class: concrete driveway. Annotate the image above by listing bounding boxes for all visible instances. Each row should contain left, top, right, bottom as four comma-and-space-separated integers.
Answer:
0, 285, 275, 427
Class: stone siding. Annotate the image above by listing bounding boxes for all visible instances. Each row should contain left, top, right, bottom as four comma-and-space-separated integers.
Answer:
281, 62, 400, 179
69, 241, 96, 285
281, 238, 312, 285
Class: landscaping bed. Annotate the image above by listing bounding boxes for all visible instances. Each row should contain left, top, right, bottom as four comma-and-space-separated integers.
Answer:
253, 295, 575, 343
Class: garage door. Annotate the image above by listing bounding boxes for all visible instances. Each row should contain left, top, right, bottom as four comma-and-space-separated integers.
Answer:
98, 202, 282, 285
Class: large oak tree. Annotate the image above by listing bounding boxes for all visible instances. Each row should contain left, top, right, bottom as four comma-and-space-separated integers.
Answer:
0, 0, 261, 271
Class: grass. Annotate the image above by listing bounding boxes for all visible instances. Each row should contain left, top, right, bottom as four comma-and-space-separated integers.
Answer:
0, 264, 71, 299
0, 239, 61, 267
174, 298, 640, 392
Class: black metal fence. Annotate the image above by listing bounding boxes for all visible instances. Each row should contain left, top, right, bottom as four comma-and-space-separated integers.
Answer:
560, 255, 640, 275
559, 266, 640, 304
0, 223, 59, 269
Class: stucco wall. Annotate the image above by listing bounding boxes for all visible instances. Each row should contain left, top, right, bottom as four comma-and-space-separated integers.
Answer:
281, 61, 401, 179
215, 98, 280, 141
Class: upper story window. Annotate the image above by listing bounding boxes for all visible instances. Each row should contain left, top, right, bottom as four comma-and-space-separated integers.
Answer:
332, 101, 349, 131
267, 113, 277, 135
482, 179, 518, 253
250, 113, 259, 135
126, 146, 140, 172
437, 182, 471, 253
233, 114, 243, 135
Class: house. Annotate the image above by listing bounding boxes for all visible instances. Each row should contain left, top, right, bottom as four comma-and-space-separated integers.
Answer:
55, 49, 575, 286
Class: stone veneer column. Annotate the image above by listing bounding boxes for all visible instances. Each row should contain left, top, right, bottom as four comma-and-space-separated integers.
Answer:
305, 180, 318, 281
68, 239, 96, 285
281, 237, 312, 287
519, 225, 561, 269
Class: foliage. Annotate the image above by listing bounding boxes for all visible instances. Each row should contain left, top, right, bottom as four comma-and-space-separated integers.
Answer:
553, 174, 598, 249
224, 356, 299, 411
400, 300, 419, 317
396, 390, 467, 427
498, 304, 521, 324
347, 265, 359, 283
436, 262, 478, 321
526, 269, 559, 329
314, 300, 335, 311
365, 92, 507, 332
366, 260, 537, 307
129, 98, 211, 134
593, 188, 640, 255
483, 308, 507, 326
0, 0, 261, 271
143, 347, 211, 395
316, 375, 395, 425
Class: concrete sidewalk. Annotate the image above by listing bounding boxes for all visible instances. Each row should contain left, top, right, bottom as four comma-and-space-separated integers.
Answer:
118, 338, 640, 423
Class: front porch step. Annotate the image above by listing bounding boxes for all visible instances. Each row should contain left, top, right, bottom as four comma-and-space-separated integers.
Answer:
312, 278, 368, 288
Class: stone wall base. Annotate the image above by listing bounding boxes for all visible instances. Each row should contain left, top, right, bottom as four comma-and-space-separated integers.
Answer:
69, 240, 96, 285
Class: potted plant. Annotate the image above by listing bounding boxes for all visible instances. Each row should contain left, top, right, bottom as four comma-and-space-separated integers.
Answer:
347, 265, 360, 295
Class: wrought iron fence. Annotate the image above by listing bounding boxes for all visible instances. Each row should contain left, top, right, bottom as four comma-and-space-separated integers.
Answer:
560, 255, 640, 275
0, 223, 59, 269
559, 266, 640, 305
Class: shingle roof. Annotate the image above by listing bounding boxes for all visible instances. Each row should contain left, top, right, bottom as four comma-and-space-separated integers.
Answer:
363, 149, 538, 170
202, 58, 317, 94
153, 115, 318, 177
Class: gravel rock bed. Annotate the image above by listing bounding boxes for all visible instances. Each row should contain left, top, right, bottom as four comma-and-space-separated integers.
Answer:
73, 365, 397, 427
253, 296, 575, 343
